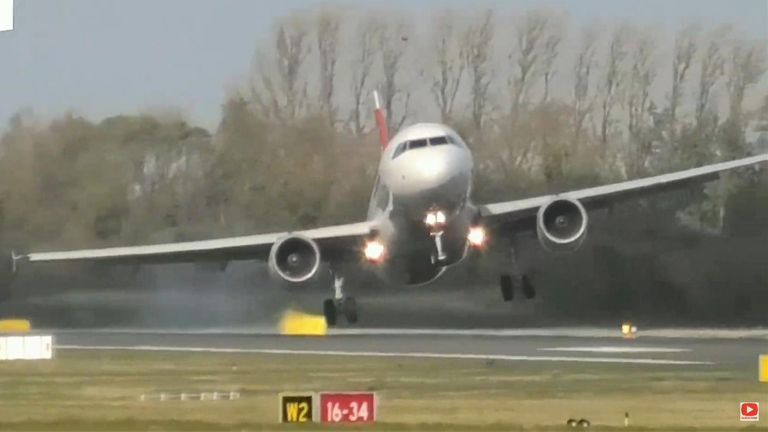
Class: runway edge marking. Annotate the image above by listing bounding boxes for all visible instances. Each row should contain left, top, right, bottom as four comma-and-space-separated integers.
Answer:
57, 345, 715, 366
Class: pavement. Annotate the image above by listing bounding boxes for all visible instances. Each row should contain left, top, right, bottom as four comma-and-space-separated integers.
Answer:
51, 327, 768, 368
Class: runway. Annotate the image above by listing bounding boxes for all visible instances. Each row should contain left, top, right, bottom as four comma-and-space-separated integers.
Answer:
51, 328, 767, 368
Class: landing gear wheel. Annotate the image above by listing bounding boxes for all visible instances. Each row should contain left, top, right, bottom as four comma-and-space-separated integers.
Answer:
323, 299, 337, 326
522, 275, 536, 299
341, 297, 358, 324
500, 275, 513, 301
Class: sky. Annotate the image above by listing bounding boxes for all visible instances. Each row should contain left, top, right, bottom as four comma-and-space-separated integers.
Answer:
0, 0, 766, 132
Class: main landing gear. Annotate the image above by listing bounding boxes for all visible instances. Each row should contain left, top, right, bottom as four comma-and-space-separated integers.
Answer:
499, 246, 536, 302
322, 272, 358, 326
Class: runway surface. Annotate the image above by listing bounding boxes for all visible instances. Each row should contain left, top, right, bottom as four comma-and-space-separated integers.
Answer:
51, 328, 768, 368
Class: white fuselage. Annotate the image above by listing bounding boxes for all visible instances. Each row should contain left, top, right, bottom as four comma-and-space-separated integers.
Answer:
366, 123, 476, 285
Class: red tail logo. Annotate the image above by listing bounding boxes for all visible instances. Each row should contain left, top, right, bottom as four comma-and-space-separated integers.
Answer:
373, 91, 389, 150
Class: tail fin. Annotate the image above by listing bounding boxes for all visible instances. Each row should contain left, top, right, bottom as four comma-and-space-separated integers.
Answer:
373, 90, 390, 150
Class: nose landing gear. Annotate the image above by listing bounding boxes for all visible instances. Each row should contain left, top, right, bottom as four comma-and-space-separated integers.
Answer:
322, 272, 358, 326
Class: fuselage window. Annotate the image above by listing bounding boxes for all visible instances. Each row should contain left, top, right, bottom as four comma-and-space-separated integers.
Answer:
408, 139, 428, 149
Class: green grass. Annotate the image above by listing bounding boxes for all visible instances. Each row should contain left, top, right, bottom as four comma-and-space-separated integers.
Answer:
0, 349, 764, 431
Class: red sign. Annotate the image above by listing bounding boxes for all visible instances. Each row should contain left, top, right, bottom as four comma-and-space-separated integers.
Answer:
741, 402, 759, 422
319, 392, 376, 423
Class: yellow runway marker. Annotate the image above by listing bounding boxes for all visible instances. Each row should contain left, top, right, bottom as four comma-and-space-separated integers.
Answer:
0, 319, 31, 333
760, 355, 768, 383
279, 310, 327, 336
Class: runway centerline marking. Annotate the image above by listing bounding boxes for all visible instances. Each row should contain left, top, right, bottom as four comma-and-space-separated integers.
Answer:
58, 345, 714, 365
540, 346, 690, 354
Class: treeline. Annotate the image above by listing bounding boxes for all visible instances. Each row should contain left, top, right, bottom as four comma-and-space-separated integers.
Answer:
1, 6, 767, 253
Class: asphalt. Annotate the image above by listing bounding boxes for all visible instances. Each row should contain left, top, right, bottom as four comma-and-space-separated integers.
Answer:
50, 328, 768, 369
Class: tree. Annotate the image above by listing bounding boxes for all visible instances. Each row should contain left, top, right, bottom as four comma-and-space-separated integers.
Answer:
669, 24, 699, 128
430, 10, 466, 123
315, 10, 341, 127
377, 14, 412, 131
250, 15, 311, 122
464, 10, 494, 131
625, 28, 657, 176
348, 13, 379, 135
599, 24, 629, 157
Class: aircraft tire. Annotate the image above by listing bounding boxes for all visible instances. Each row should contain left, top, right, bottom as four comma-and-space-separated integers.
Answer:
522, 275, 536, 299
342, 297, 358, 324
323, 299, 337, 326
500, 275, 513, 301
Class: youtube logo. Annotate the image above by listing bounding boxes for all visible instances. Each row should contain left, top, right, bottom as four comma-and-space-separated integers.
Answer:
741, 402, 759, 422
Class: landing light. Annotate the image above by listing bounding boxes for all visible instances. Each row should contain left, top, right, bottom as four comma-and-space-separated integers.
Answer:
468, 226, 487, 248
364, 240, 386, 263
425, 210, 446, 227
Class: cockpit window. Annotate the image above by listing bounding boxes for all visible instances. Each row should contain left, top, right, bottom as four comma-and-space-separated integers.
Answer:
429, 136, 449, 145
391, 135, 458, 159
392, 142, 407, 159
408, 139, 428, 149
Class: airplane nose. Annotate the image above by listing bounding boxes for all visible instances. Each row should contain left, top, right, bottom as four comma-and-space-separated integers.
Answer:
388, 146, 470, 196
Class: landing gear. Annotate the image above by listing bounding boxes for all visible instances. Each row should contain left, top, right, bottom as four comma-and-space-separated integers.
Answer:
323, 272, 358, 326
522, 275, 536, 299
499, 244, 536, 302
500, 275, 514, 301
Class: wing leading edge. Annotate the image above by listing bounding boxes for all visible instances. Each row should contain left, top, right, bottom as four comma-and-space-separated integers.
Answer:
480, 152, 768, 220
22, 221, 375, 265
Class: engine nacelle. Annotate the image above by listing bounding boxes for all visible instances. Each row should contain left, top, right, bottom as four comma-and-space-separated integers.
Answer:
536, 198, 588, 253
267, 235, 321, 284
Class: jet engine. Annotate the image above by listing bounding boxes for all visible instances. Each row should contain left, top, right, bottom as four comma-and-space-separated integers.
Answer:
536, 198, 588, 252
268, 235, 321, 283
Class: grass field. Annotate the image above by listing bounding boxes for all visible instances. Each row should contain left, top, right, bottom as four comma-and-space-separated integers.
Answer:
0, 349, 765, 431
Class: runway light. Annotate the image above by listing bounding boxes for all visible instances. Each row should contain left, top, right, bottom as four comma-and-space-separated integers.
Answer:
467, 226, 487, 248
364, 240, 386, 263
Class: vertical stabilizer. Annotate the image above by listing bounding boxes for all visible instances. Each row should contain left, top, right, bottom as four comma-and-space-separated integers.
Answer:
373, 90, 390, 150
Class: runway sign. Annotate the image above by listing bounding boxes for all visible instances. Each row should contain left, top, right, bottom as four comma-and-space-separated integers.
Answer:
760, 355, 768, 383
0, 319, 31, 333
319, 392, 376, 424
0, 335, 53, 360
0, 0, 12, 32
279, 393, 314, 423
279, 310, 327, 336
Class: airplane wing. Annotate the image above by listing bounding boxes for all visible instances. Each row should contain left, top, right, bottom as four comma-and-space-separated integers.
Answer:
20, 221, 375, 265
479, 153, 768, 224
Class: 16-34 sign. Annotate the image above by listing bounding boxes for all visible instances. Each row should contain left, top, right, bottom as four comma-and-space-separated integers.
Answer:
319, 392, 376, 423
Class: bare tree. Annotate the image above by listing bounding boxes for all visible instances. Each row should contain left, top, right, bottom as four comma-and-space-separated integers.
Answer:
431, 10, 467, 123
349, 15, 379, 135
251, 16, 311, 121
669, 24, 699, 127
540, 29, 563, 104
378, 15, 412, 131
316, 10, 341, 127
572, 27, 598, 143
625, 28, 657, 175
509, 9, 550, 110
695, 27, 728, 129
726, 40, 767, 123
464, 10, 494, 131
599, 24, 629, 152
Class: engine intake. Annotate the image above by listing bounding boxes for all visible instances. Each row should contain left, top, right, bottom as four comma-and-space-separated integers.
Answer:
268, 235, 321, 283
536, 198, 588, 252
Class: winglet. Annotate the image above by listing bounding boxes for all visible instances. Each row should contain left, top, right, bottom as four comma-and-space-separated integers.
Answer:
373, 90, 390, 150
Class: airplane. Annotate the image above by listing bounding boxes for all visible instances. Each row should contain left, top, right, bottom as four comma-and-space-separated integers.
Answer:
1, 91, 766, 326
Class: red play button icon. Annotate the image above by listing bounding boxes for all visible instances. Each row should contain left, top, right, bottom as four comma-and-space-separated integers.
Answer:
741, 402, 759, 421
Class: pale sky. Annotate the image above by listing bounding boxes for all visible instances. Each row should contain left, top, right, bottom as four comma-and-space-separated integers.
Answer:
0, 0, 766, 131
